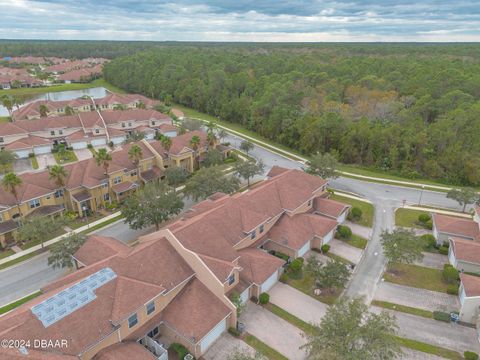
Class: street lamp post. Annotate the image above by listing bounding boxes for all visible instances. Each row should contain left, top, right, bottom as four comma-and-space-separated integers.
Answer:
419, 185, 425, 205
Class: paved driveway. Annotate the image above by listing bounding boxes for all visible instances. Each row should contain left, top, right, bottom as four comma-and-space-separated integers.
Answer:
37, 153, 56, 169
345, 220, 372, 238
241, 303, 307, 360
13, 159, 33, 174
203, 333, 255, 360
269, 283, 327, 325
74, 148, 93, 161
371, 306, 480, 353
374, 282, 460, 312
415, 252, 447, 270
330, 238, 363, 264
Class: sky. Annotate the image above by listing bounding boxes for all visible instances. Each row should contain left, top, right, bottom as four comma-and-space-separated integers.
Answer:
0, 0, 479, 42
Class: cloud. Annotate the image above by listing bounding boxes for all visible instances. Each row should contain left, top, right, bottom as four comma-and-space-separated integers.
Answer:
0, 0, 478, 41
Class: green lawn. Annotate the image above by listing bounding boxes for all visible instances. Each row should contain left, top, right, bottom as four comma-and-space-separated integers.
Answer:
286, 272, 340, 305
395, 337, 463, 360
30, 155, 39, 169
0, 248, 15, 260
341, 234, 368, 249
243, 333, 288, 360
395, 208, 430, 229
19, 228, 66, 250
371, 300, 433, 319
384, 263, 450, 293
79, 214, 124, 235
0, 291, 42, 315
54, 150, 78, 164
0, 116, 10, 123
329, 193, 374, 227
265, 303, 317, 334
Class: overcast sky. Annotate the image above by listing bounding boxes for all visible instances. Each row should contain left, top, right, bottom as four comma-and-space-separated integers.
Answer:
1, 0, 479, 42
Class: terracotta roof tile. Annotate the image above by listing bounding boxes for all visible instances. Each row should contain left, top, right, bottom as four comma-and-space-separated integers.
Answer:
313, 197, 350, 218
94, 342, 156, 360
450, 237, 480, 264
433, 213, 480, 241
461, 273, 480, 297
238, 248, 284, 285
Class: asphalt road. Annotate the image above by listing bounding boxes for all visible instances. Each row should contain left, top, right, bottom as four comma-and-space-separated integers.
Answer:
0, 133, 466, 307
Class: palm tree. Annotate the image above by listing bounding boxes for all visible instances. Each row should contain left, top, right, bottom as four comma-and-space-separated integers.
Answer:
217, 128, 228, 143
2, 172, 23, 217
49, 165, 68, 198
206, 131, 217, 147
1, 95, 13, 118
190, 135, 201, 169
64, 106, 74, 116
39, 104, 49, 117
94, 148, 113, 203
161, 136, 172, 152
128, 144, 143, 180
12, 95, 24, 112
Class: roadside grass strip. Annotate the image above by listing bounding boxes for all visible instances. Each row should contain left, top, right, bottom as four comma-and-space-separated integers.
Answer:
243, 333, 289, 360
384, 263, 450, 293
371, 300, 433, 319
329, 194, 374, 227
264, 303, 316, 335
395, 337, 463, 360
0, 291, 42, 315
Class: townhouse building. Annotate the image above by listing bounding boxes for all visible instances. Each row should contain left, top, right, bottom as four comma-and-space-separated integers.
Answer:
0, 167, 349, 360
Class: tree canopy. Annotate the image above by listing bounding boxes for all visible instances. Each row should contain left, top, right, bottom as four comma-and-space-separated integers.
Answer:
381, 228, 424, 266
48, 233, 87, 269
184, 166, 240, 201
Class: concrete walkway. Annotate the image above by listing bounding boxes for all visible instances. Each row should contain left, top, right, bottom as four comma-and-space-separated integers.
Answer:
345, 220, 372, 238
402, 349, 445, 360
269, 283, 327, 325
374, 282, 460, 312
203, 333, 256, 360
405, 205, 471, 218
241, 303, 307, 360
371, 306, 480, 353
329, 238, 363, 264
415, 252, 447, 270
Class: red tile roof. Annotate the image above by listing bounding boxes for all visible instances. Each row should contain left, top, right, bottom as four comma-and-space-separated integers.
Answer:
460, 273, 480, 297
433, 213, 480, 241
238, 248, 285, 285
450, 237, 480, 265
313, 197, 350, 218
94, 342, 156, 360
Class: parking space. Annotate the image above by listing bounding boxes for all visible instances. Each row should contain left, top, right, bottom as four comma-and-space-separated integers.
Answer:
13, 158, 33, 173
374, 282, 459, 312
329, 239, 363, 264
203, 333, 255, 360
74, 148, 93, 161
345, 220, 372, 238
36, 154, 57, 169
241, 303, 307, 360
415, 252, 447, 270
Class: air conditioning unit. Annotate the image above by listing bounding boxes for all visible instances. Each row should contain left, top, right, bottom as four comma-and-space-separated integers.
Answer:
184, 354, 194, 360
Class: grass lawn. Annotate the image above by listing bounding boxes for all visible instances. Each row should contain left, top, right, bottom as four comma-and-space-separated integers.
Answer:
0, 116, 10, 123
286, 272, 340, 305
384, 263, 450, 293
0, 248, 15, 260
395, 208, 431, 229
0, 291, 42, 315
243, 333, 288, 360
19, 228, 66, 250
371, 300, 433, 319
341, 234, 368, 249
325, 252, 354, 266
264, 303, 316, 335
30, 155, 39, 169
68, 212, 105, 229
329, 194, 374, 227
54, 150, 78, 164
80, 214, 124, 235
395, 337, 463, 360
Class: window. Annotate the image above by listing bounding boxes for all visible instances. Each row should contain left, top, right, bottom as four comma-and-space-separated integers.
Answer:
308, 199, 312, 207
146, 301, 155, 315
103, 193, 110, 201
0, 137, 4, 143
131, 170, 137, 176
259, 224, 264, 234
29, 199, 40, 209
55, 189, 64, 198
250, 230, 256, 240
95, 129, 100, 134
147, 326, 159, 338
151, 121, 156, 126
227, 274, 235, 285
113, 176, 122, 184
121, 123, 125, 128
50, 130, 55, 136
128, 122, 132, 127
128, 313, 138, 328
59, 130, 63, 135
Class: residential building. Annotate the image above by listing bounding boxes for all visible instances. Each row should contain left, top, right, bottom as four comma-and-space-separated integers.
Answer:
0, 166, 348, 359
431, 213, 480, 245
448, 237, 480, 273
458, 274, 480, 324
58, 65, 103, 84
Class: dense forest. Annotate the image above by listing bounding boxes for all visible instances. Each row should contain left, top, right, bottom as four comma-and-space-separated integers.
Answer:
103, 44, 480, 185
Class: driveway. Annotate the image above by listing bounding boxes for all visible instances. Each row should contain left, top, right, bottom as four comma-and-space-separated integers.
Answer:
203, 333, 255, 360
329, 238, 363, 264
74, 148, 93, 161
269, 282, 327, 325
13, 158, 33, 174
415, 252, 447, 270
345, 220, 372, 238
37, 153, 56, 169
241, 303, 307, 360
374, 282, 460, 312
371, 306, 480, 353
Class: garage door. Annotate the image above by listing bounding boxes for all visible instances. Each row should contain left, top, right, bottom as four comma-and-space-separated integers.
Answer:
91, 138, 106, 146
323, 230, 334, 245
260, 271, 278, 293
240, 286, 250, 304
164, 131, 177, 138
33, 145, 51, 155
199, 318, 227, 353
145, 132, 154, 140
338, 211, 347, 224
298, 240, 311, 257
111, 136, 125, 145
71, 141, 87, 149
14, 149, 31, 159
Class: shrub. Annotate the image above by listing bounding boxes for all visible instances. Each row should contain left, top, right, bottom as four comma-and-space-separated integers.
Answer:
28, 153, 34, 158
224, 157, 236, 164
170, 343, 189, 359
259, 292, 269, 304
321, 244, 330, 253
418, 213, 431, 223
465, 351, 479, 360
228, 327, 241, 337
289, 258, 303, 273
420, 234, 436, 250
335, 225, 352, 240
447, 284, 459, 295
442, 241, 450, 248
250, 296, 258, 303
443, 263, 453, 270
433, 311, 451, 322
108, 141, 114, 148
348, 207, 362, 221
439, 246, 449, 255
87, 144, 93, 149
443, 266, 459, 284
424, 220, 433, 230
279, 273, 288, 283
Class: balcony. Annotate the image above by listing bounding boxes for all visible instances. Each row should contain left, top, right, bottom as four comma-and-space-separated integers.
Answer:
140, 336, 168, 360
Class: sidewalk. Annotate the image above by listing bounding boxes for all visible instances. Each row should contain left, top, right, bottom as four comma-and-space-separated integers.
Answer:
403, 204, 471, 218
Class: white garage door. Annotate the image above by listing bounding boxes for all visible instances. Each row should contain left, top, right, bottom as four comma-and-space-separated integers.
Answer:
14, 149, 31, 159
200, 318, 227, 353
33, 145, 51, 155
145, 132, 154, 140
91, 138, 106, 146
111, 136, 125, 145
323, 230, 334, 245
71, 141, 87, 149
298, 240, 311, 257
164, 131, 177, 138
240, 286, 250, 304
260, 271, 278, 293
337, 211, 347, 224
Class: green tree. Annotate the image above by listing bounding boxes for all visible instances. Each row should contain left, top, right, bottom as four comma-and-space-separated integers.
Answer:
161, 136, 173, 152
2, 172, 22, 217
123, 181, 184, 230
304, 255, 350, 290
0, 150, 17, 173
235, 160, 265, 187
64, 106, 75, 116
302, 297, 401, 360
207, 131, 217, 146
181, 118, 202, 131
18, 215, 68, 249
446, 188, 479, 212
48, 233, 87, 269
124, 131, 145, 143
164, 166, 189, 192
203, 149, 224, 167
184, 166, 240, 201
39, 104, 49, 117
1, 95, 13, 117
381, 228, 424, 266
305, 152, 339, 179
190, 135, 201, 168
128, 144, 143, 175
94, 148, 112, 202
230, 292, 247, 317
48, 165, 68, 197
240, 140, 254, 155
217, 128, 228, 143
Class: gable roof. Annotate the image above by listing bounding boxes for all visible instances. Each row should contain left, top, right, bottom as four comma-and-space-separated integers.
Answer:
461, 273, 480, 297
449, 237, 480, 265
238, 248, 285, 285
313, 197, 351, 218
433, 213, 480, 241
